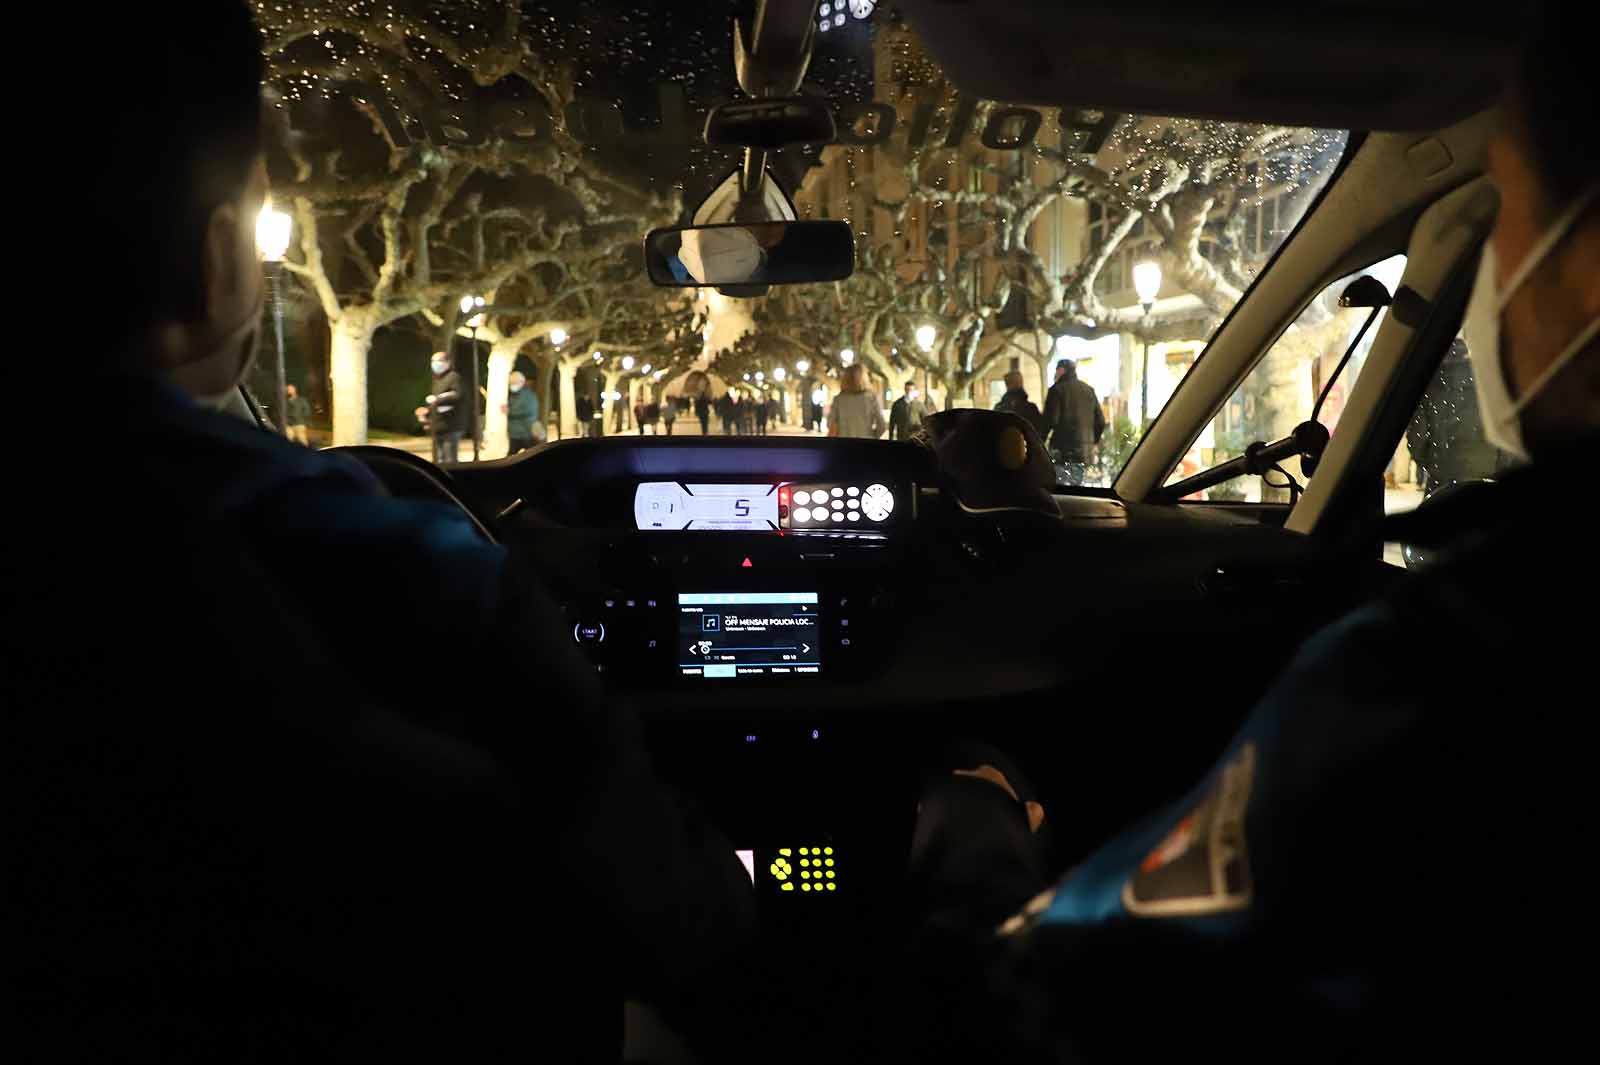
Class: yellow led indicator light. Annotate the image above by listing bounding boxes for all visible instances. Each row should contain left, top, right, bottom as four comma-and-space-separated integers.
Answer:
778, 848, 791, 856
780, 882, 794, 892
769, 857, 792, 882
825, 858, 834, 867
826, 870, 834, 879
824, 847, 834, 855
827, 883, 836, 891
802, 883, 812, 891
799, 848, 809, 855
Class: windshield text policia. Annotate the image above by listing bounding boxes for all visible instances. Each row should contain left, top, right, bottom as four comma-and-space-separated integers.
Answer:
300, 81, 1123, 157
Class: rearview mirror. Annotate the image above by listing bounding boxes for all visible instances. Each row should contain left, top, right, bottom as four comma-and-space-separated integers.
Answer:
644, 221, 854, 287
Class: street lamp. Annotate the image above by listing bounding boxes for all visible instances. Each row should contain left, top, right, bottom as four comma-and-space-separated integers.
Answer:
795, 359, 810, 374
773, 366, 787, 382
755, 371, 765, 382
593, 350, 603, 362
621, 355, 635, 370
256, 203, 292, 438
549, 326, 567, 347
458, 295, 487, 459
639, 363, 652, 375
743, 373, 751, 381
915, 324, 936, 352
839, 348, 855, 366
1132, 261, 1163, 429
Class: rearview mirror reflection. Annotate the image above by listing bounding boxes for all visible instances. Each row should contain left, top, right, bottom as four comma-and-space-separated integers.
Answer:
644, 221, 854, 287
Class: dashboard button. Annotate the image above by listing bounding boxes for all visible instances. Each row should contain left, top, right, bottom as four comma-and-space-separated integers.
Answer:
573, 621, 606, 644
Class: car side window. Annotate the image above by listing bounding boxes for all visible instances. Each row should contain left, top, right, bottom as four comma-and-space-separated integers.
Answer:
1164, 254, 1407, 502
1379, 334, 1522, 566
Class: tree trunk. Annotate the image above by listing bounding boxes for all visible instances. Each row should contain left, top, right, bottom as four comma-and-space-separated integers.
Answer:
605, 370, 623, 433
329, 314, 377, 446
482, 344, 515, 458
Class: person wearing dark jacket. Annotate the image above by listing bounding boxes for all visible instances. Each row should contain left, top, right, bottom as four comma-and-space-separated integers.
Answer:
889, 380, 927, 440
694, 392, 710, 435
886, 10, 1597, 1060
9, 7, 755, 1061
994, 371, 1045, 436
575, 390, 596, 438
284, 382, 312, 445
663, 397, 678, 435
1042, 359, 1105, 484
504, 370, 540, 454
426, 350, 466, 463
754, 394, 769, 435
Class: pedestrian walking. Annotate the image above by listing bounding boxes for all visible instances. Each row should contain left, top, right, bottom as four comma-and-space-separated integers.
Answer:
425, 351, 466, 463
504, 371, 541, 455
284, 383, 312, 446
1042, 359, 1106, 485
995, 370, 1046, 437
828, 365, 886, 438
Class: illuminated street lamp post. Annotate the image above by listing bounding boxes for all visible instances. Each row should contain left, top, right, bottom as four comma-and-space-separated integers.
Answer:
256, 203, 292, 437
459, 295, 486, 459
1132, 261, 1163, 429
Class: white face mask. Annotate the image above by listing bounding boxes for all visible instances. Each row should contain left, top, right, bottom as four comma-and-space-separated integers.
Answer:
431, 360, 449, 376
168, 277, 264, 410
509, 383, 523, 393
1461, 184, 1599, 459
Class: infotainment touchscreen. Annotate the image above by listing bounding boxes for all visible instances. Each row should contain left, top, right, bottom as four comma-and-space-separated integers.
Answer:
678, 592, 821, 678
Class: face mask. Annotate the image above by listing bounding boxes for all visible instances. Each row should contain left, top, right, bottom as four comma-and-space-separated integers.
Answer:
509, 383, 523, 393
677, 226, 763, 284
1462, 184, 1599, 459
168, 275, 264, 409
431, 360, 449, 375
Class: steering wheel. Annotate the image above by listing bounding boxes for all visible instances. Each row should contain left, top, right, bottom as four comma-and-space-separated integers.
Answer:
328, 446, 500, 544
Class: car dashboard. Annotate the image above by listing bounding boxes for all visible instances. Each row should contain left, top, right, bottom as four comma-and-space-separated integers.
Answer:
458, 437, 940, 707
433, 432, 1397, 1052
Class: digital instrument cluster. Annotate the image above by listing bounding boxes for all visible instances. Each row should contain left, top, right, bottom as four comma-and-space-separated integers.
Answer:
633, 481, 901, 532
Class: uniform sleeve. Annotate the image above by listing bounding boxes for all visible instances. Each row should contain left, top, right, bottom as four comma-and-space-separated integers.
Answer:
234, 481, 755, 999
888, 603, 1460, 1062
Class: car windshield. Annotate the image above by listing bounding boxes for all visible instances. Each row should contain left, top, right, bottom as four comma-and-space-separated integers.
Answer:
251, 0, 1348, 476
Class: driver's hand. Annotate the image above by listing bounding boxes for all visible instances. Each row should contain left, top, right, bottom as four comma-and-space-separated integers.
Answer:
953, 764, 1045, 833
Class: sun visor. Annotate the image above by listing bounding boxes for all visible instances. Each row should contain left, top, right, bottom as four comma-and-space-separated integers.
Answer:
896, 1, 1506, 131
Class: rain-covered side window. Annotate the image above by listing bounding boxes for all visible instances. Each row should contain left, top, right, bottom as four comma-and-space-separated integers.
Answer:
1379, 335, 1523, 566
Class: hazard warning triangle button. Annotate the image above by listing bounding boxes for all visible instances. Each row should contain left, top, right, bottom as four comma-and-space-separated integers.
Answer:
741, 557, 753, 568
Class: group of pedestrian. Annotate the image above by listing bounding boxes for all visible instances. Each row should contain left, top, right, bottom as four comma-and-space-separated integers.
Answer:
995, 360, 1107, 484
713, 391, 780, 435
416, 353, 546, 460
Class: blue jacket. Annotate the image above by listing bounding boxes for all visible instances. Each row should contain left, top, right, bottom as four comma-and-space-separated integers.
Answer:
8, 374, 755, 1059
